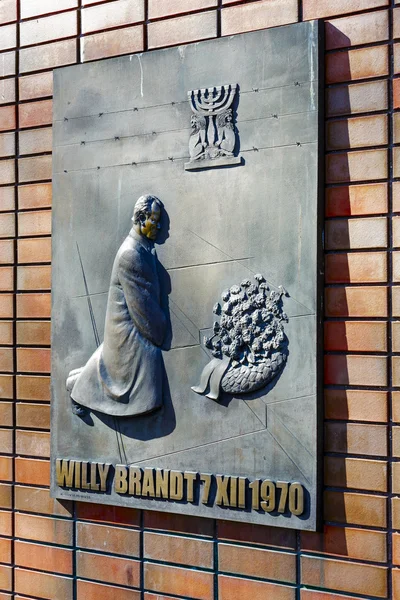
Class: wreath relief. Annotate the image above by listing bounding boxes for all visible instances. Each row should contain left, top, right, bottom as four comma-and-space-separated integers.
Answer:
192, 274, 289, 401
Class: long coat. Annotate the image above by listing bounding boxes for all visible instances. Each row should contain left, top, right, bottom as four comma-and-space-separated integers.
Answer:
71, 229, 167, 417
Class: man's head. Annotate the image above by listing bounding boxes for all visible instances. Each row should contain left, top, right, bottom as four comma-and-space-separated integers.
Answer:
132, 195, 162, 241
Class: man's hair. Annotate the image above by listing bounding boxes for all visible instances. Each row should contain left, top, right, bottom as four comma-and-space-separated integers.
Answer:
132, 194, 162, 224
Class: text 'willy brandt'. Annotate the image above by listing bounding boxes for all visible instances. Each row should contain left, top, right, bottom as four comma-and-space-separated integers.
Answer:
56, 459, 305, 516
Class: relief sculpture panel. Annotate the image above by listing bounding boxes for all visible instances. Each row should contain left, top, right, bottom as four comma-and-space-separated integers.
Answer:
67, 195, 167, 418
51, 21, 323, 530
185, 83, 241, 169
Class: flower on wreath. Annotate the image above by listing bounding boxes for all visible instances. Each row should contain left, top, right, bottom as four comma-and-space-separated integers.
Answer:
204, 273, 288, 365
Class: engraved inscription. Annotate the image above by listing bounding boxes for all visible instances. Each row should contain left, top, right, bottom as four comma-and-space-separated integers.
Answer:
55, 459, 305, 517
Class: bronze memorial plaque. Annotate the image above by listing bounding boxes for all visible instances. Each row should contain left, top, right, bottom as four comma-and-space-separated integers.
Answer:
50, 21, 323, 530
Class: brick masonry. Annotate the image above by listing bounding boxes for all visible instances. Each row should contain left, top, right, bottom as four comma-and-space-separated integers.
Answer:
0, 0, 397, 598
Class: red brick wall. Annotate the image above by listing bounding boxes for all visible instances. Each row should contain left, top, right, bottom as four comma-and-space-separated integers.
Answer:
0, 0, 396, 598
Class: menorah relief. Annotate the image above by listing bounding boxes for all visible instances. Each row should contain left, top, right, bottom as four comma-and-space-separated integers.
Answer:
185, 83, 242, 171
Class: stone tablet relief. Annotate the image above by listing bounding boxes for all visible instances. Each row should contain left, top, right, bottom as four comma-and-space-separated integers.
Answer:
51, 21, 323, 530
185, 83, 242, 169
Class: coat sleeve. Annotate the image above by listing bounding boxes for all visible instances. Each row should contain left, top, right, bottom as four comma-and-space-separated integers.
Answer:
118, 248, 166, 347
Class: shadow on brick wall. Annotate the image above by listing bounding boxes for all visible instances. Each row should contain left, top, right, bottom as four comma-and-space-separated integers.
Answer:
322, 24, 352, 557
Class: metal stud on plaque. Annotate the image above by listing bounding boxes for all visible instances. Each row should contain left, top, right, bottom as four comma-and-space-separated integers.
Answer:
185, 83, 242, 170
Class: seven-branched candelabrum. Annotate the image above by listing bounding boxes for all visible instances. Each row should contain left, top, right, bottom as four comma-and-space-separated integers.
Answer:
192, 274, 289, 401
